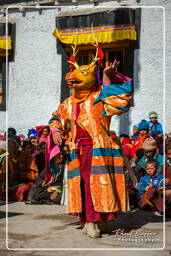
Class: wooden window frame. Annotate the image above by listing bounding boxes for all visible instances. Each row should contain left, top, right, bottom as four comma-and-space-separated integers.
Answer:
0, 62, 6, 111
66, 39, 130, 76
66, 39, 134, 106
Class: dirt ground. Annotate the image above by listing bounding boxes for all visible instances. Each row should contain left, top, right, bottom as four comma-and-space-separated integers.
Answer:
0, 201, 171, 256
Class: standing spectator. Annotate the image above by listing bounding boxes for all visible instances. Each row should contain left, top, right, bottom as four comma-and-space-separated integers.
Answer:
148, 111, 163, 138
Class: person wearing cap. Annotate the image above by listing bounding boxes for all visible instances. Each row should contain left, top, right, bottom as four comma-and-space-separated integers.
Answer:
137, 138, 164, 172
148, 111, 163, 138
131, 124, 139, 141
131, 120, 151, 159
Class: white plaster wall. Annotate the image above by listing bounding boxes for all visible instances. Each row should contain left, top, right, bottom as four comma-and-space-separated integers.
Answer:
1, 8, 62, 135
140, 0, 171, 134
109, 0, 171, 134
129, 6, 164, 132
0, 0, 171, 135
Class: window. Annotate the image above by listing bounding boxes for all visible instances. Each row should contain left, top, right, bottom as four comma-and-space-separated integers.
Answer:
67, 40, 130, 81
0, 63, 6, 111
65, 39, 134, 106
0, 65, 2, 104
0, 23, 15, 111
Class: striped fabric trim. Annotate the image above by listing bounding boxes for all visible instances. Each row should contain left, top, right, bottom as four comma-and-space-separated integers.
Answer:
67, 165, 124, 179
68, 168, 80, 179
49, 116, 61, 124
91, 165, 124, 175
68, 148, 122, 161
93, 81, 132, 105
68, 151, 77, 162
57, 24, 136, 35
116, 106, 130, 113
92, 148, 122, 157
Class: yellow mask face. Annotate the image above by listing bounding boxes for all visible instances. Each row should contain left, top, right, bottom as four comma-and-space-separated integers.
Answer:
65, 63, 97, 90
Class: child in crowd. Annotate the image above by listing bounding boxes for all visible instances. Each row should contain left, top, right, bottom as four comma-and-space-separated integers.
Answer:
131, 120, 150, 159
131, 124, 139, 141
27, 128, 38, 139
138, 159, 164, 214
36, 125, 50, 143
137, 138, 164, 172
148, 111, 163, 138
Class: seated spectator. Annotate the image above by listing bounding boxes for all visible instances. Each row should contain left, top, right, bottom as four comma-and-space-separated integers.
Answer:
138, 160, 164, 214
166, 136, 171, 151
32, 142, 46, 174
0, 139, 20, 200
0, 141, 7, 171
161, 146, 171, 217
7, 127, 21, 146
121, 136, 132, 160
135, 148, 145, 162
1, 139, 39, 202
164, 146, 171, 188
109, 130, 117, 138
29, 136, 38, 151
0, 141, 9, 199
18, 134, 26, 146
155, 133, 164, 155
137, 138, 164, 173
27, 128, 38, 139
27, 149, 67, 205
22, 141, 35, 156
147, 111, 163, 138
0, 133, 4, 141
131, 124, 139, 141
119, 133, 130, 143
36, 125, 50, 143
110, 131, 122, 148
131, 120, 150, 159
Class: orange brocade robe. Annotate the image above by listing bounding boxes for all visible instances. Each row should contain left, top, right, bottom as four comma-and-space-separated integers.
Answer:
49, 72, 132, 213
